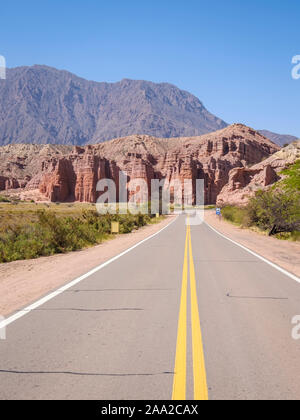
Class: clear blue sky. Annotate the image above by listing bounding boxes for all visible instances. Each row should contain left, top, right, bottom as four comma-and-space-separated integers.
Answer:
1, 0, 299, 136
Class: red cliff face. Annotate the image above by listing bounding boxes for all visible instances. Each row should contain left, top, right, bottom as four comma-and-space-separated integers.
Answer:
217, 140, 300, 206
0, 176, 20, 190
0, 124, 280, 205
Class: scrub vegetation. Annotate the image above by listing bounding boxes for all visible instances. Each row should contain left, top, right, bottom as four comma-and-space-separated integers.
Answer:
0, 202, 162, 263
221, 160, 300, 241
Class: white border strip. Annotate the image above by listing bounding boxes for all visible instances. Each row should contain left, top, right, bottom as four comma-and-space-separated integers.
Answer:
205, 221, 300, 284
0, 216, 178, 330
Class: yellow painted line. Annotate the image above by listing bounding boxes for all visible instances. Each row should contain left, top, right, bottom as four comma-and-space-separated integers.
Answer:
188, 225, 208, 400
172, 224, 189, 400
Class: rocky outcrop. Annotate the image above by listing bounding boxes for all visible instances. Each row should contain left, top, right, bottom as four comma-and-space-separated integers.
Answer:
0, 124, 279, 204
0, 176, 20, 190
217, 140, 300, 206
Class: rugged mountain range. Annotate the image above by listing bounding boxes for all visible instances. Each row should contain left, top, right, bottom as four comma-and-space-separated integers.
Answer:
258, 130, 298, 147
0, 124, 279, 205
0, 65, 227, 146
0, 65, 296, 148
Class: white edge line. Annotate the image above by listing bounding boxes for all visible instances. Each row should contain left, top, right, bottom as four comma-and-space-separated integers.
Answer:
0, 216, 178, 330
205, 221, 300, 284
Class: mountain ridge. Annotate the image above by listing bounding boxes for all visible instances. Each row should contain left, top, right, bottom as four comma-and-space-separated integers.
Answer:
0, 65, 297, 148
0, 65, 227, 146
258, 130, 298, 147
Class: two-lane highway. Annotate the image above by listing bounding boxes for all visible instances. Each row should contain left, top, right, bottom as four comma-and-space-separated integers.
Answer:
1, 215, 300, 400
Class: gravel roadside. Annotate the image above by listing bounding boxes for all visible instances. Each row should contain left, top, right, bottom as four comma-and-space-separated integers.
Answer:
205, 210, 300, 278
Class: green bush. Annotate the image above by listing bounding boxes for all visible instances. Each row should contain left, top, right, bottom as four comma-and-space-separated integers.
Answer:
222, 206, 249, 226
0, 210, 154, 263
280, 160, 300, 191
221, 160, 300, 240
246, 160, 299, 236
247, 189, 300, 236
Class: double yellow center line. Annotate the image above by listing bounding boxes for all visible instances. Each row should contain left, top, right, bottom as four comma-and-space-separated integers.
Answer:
172, 222, 208, 400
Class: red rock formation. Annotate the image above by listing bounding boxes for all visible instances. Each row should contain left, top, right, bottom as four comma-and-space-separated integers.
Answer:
0, 124, 280, 204
217, 140, 300, 206
0, 176, 20, 190
39, 158, 76, 202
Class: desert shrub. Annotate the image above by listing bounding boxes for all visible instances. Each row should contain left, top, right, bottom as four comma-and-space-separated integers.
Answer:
246, 189, 300, 236
280, 160, 300, 191
246, 160, 300, 236
290, 231, 300, 241
0, 196, 10, 203
222, 160, 300, 240
222, 206, 249, 226
0, 209, 156, 263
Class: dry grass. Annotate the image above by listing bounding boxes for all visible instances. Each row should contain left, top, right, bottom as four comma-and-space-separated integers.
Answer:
0, 202, 96, 230
0, 202, 164, 263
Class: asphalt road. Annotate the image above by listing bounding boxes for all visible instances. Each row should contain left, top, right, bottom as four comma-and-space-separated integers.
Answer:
1, 215, 300, 400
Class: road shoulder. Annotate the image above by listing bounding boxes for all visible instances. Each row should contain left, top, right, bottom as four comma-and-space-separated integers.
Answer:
205, 210, 300, 278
